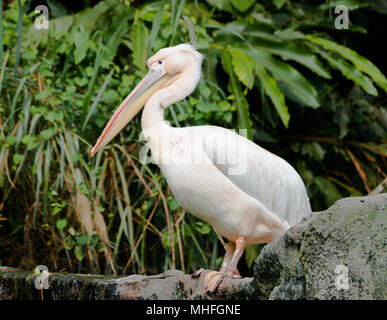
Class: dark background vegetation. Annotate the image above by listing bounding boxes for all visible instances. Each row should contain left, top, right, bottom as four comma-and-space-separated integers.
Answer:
0, 0, 386, 277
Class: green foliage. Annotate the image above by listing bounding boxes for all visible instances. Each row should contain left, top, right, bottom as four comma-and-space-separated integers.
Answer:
0, 0, 385, 277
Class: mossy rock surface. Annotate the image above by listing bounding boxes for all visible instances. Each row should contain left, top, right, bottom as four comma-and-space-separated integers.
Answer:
0, 267, 251, 300
251, 193, 386, 300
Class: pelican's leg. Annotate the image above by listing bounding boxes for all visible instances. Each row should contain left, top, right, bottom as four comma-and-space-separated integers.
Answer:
204, 237, 246, 293
221, 242, 236, 269
224, 237, 246, 276
192, 242, 235, 278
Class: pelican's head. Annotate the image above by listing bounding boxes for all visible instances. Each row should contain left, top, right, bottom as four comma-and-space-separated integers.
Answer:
147, 43, 203, 77
90, 44, 203, 157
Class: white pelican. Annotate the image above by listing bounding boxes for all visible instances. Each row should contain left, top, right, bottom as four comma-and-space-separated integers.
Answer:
90, 44, 311, 292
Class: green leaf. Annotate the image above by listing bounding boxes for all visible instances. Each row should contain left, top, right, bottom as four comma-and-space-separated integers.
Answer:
79, 183, 89, 196
21, 135, 39, 150
221, 51, 252, 138
68, 227, 76, 236
64, 236, 74, 250
317, 0, 368, 11
132, 24, 149, 69
30, 105, 48, 116
71, 153, 82, 164
74, 77, 87, 87
148, 0, 165, 55
104, 19, 128, 62
50, 202, 64, 216
170, 0, 185, 45
167, 198, 180, 211
245, 244, 261, 268
274, 29, 305, 40
253, 127, 279, 143
306, 36, 387, 93
85, 66, 93, 77
272, 0, 286, 9
56, 218, 67, 230
301, 142, 326, 161
6, 136, 17, 146
314, 176, 342, 207
40, 127, 57, 140
256, 41, 331, 79
229, 48, 256, 89
310, 44, 378, 96
196, 102, 220, 113
35, 90, 50, 100
243, 26, 283, 43
206, 22, 248, 44
260, 67, 290, 127
52, 15, 73, 34
103, 89, 119, 103
251, 12, 274, 25
88, 234, 99, 249
74, 246, 85, 261
200, 86, 211, 99
47, 0, 68, 18
195, 221, 211, 235
231, 0, 256, 12
73, 30, 88, 64
45, 111, 63, 123
206, 0, 233, 12
74, 1, 112, 32
13, 153, 24, 165
75, 233, 88, 246
245, 48, 320, 108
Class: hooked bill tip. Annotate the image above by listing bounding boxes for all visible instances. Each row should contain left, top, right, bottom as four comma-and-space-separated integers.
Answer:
89, 149, 93, 158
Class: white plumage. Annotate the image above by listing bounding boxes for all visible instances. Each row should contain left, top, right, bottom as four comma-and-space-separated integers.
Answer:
147, 124, 311, 243
91, 43, 311, 292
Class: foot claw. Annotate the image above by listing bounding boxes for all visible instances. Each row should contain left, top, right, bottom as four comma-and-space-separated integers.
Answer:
207, 272, 226, 293
192, 268, 242, 293
203, 271, 222, 293
204, 268, 232, 293
191, 268, 205, 278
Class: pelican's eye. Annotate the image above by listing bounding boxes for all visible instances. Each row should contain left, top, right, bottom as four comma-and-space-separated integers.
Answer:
158, 60, 162, 64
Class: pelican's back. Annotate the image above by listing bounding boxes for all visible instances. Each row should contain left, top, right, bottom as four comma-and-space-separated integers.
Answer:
193, 126, 311, 227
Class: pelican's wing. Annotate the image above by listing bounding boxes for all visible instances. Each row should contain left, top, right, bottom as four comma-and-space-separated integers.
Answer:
192, 125, 311, 227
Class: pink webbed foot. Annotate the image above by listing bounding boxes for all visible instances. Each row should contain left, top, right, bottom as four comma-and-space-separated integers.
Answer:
193, 267, 241, 293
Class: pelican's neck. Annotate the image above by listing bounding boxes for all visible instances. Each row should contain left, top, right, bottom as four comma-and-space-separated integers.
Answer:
141, 93, 169, 131
141, 57, 201, 131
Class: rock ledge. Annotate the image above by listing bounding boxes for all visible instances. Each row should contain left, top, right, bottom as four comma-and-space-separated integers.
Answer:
1, 194, 385, 300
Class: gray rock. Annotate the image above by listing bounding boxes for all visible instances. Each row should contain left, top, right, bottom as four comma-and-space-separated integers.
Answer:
250, 193, 386, 300
115, 269, 252, 300
0, 267, 252, 300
